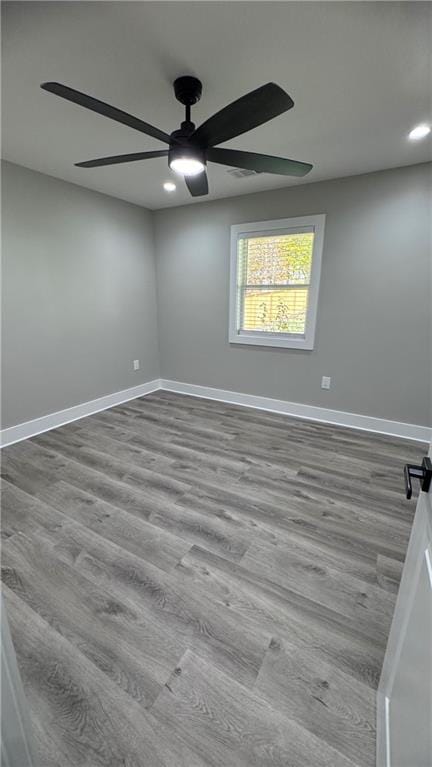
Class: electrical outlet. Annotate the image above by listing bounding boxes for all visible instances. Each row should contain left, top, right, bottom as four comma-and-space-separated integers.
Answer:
133, 359, 140, 371
321, 376, 331, 390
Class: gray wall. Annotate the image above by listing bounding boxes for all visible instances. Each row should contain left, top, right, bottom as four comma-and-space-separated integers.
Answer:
3, 160, 430, 431
1, 161, 159, 428
154, 163, 431, 427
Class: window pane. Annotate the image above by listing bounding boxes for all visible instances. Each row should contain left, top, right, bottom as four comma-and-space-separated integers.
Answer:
241, 287, 309, 335
239, 232, 314, 286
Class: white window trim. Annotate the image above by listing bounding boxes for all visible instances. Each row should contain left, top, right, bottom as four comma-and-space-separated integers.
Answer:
229, 214, 326, 350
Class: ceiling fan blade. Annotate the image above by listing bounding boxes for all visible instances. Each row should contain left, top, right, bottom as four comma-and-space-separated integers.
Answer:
192, 83, 293, 148
41, 82, 172, 145
207, 147, 312, 177
185, 171, 209, 197
75, 150, 168, 168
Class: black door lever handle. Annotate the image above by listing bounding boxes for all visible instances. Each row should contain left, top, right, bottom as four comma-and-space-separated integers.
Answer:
404, 456, 432, 499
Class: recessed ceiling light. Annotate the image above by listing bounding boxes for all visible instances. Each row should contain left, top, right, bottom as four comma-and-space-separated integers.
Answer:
163, 181, 176, 192
408, 124, 431, 141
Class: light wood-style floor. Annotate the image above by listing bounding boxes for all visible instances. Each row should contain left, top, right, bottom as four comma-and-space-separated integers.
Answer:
1, 391, 424, 767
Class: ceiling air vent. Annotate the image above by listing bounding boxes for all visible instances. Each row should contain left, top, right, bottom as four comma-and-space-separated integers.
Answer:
226, 168, 259, 179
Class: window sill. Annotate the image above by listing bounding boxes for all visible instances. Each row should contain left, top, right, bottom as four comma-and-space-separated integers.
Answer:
229, 331, 314, 350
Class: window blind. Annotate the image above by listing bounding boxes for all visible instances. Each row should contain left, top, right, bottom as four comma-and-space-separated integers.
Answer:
237, 228, 315, 336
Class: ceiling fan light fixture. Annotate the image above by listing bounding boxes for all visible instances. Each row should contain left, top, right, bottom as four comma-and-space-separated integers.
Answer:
168, 142, 206, 177
169, 156, 205, 177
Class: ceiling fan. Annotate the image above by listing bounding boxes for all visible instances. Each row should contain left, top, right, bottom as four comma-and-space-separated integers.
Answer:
40, 77, 312, 197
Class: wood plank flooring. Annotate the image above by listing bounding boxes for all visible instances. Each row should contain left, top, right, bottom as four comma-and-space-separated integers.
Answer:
1, 391, 425, 766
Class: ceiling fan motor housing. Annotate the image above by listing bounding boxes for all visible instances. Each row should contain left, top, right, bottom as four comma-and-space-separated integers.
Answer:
168, 130, 206, 170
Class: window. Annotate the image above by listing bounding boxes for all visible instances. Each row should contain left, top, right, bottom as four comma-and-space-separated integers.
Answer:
229, 215, 325, 350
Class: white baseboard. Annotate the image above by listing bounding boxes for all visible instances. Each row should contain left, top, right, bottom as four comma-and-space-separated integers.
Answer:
0, 379, 160, 448
160, 379, 431, 443
1, 377, 430, 448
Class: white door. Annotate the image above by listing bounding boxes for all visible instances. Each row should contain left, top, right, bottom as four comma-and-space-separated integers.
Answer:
377, 447, 432, 767
1, 595, 36, 767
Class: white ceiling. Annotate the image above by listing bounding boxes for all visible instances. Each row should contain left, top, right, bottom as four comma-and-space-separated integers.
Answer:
2, 1, 431, 210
